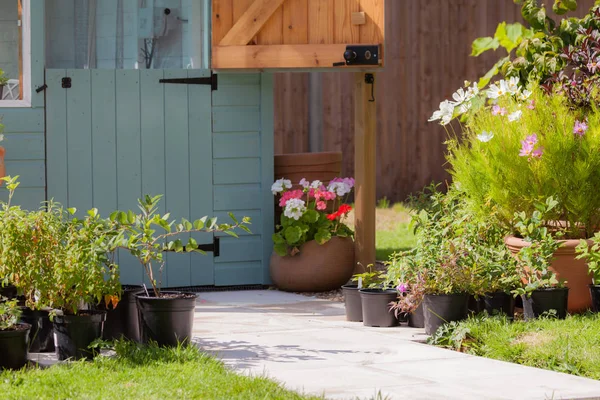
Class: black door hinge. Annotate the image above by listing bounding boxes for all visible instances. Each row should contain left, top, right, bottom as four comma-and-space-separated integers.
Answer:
62, 77, 72, 89
159, 73, 218, 91
36, 84, 48, 93
167, 236, 220, 257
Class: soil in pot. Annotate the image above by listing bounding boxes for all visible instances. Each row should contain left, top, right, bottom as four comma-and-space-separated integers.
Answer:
408, 303, 425, 328
53, 310, 106, 361
589, 285, 600, 313
522, 288, 569, 320
359, 289, 399, 327
20, 307, 54, 353
136, 291, 198, 347
100, 285, 143, 342
506, 236, 591, 312
342, 285, 362, 322
270, 237, 355, 292
0, 323, 30, 370
423, 293, 469, 336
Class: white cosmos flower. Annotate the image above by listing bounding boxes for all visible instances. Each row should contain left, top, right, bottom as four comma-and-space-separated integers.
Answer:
506, 76, 520, 95
487, 80, 509, 99
429, 100, 455, 125
508, 110, 523, 122
452, 88, 468, 104
518, 89, 532, 101
284, 198, 306, 220
465, 83, 479, 100
477, 131, 494, 143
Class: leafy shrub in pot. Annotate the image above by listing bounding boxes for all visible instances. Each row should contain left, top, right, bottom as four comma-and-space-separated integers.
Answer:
110, 194, 250, 346
577, 233, 600, 312
0, 298, 30, 370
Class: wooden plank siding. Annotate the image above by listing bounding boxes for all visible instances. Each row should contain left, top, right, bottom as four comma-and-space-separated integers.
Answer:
273, 0, 596, 202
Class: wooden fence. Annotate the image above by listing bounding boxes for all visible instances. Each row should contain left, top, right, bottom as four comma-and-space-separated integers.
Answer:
273, 0, 595, 202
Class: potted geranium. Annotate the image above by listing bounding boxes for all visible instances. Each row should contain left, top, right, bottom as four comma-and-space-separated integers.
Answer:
512, 198, 569, 320
429, 5, 600, 311
0, 297, 30, 370
111, 195, 250, 347
0, 69, 8, 100
270, 177, 355, 292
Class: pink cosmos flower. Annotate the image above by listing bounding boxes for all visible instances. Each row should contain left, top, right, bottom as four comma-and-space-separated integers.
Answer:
532, 147, 544, 158
492, 105, 507, 116
527, 100, 536, 110
519, 134, 538, 157
316, 201, 327, 210
574, 120, 588, 136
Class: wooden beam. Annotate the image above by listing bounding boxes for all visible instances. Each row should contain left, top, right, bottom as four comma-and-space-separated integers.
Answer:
213, 44, 373, 69
354, 72, 377, 273
219, 0, 287, 46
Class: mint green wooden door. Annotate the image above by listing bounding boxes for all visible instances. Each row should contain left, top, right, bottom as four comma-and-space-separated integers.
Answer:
45, 69, 214, 287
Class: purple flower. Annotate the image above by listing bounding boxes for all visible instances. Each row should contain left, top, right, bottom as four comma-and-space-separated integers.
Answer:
396, 283, 408, 293
588, 60, 600, 74
519, 134, 538, 157
492, 105, 507, 116
574, 120, 588, 136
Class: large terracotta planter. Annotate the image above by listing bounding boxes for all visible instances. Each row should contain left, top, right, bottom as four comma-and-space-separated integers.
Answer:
270, 237, 355, 292
274, 152, 343, 185
505, 235, 593, 313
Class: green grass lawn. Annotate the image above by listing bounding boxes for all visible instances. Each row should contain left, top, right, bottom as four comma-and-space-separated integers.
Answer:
429, 314, 600, 380
0, 341, 322, 400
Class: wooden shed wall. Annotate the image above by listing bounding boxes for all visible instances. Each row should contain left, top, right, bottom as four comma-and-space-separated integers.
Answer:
273, 0, 597, 202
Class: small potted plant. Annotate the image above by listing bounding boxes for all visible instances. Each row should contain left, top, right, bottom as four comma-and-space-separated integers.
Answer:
0, 69, 8, 100
0, 297, 30, 370
512, 198, 569, 320
344, 265, 396, 326
111, 195, 250, 347
576, 233, 600, 312
387, 253, 425, 328
270, 177, 355, 292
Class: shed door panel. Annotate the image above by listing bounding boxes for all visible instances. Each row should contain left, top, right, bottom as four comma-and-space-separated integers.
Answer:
45, 69, 214, 287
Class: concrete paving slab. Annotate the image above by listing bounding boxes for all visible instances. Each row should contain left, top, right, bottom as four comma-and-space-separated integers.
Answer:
193, 290, 600, 400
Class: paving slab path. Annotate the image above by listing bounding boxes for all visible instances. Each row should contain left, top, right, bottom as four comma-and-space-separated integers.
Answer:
193, 290, 600, 400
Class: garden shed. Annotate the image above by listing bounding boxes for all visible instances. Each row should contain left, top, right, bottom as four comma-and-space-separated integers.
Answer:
0, 0, 384, 288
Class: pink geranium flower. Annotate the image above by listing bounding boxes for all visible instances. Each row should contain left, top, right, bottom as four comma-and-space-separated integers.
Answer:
279, 190, 304, 207
316, 201, 327, 210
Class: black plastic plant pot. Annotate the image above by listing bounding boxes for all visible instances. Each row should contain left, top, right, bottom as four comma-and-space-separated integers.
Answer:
522, 288, 569, 320
136, 291, 198, 347
482, 292, 515, 318
102, 285, 144, 342
0, 323, 30, 370
342, 285, 363, 322
423, 293, 469, 335
20, 307, 54, 353
53, 310, 106, 361
0, 284, 17, 300
589, 285, 600, 313
408, 302, 425, 328
359, 289, 399, 328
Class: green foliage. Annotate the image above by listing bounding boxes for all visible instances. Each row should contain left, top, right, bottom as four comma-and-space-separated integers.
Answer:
111, 195, 251, 297
376, 197, 390, 209
0, 69, 8, 86
448, 89, 600, 239
386, 185, 520, 313
513, 198, 566, 296
0, 340, 322, 399
576, 232, 600, 283
429, 313, 600, 380
351, 264, 386, 289
0, 298, 21, 331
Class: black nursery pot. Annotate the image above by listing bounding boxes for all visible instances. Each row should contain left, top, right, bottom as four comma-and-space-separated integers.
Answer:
589, 285, 600, 313
53, 310, 106, 361
0, 323, 30, 370
359, 289, 399, 327
102, 285, 144, 342
522, 288, 569, 320
408, 302, 425, 328
342, 285, 363, 322
0, 284, 17, 300
136, 291, 198, 347
423, 293, 469, 335
482, 292, 515, 318
20, 307, 54, 353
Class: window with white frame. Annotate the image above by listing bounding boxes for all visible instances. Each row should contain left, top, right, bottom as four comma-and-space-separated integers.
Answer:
0, 0, 30, 106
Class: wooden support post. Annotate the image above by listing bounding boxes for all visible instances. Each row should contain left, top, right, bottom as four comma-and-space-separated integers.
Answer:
354, 72, 377, 273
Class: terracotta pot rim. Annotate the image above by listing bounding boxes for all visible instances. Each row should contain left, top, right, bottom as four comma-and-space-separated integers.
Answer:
273, 237, 355, 258
505, 235, 593, 254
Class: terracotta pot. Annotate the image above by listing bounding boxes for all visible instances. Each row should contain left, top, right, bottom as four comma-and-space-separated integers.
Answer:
505, 235, 593, 313
270, 237, 355, 292
274, 152, 343, 185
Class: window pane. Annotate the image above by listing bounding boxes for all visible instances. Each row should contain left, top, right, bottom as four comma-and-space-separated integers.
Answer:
46, 0, 204, 70
0, 0, 22, 101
